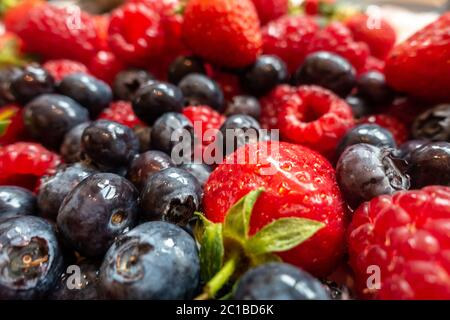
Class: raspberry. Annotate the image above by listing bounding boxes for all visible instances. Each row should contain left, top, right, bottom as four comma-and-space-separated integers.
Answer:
262, 15, 319, 74
259, 85, 297, 130
204, 141, 347, 276
277, 85, 354, 158
348, 186, 450, 299
306, 22, 370, 72
182, 105, 225, 147
88, 50, 125, 85
98, 101, 143, 128
0, 105, 26, 146
43, 60, 89, 82
359, 114, 409, 145
0, 142, 61, 190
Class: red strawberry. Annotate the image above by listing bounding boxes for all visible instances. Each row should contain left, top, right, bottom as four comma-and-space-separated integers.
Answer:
348, 186, 450, 299
204, 141, 347, 276
259, 84, 297, 129
277, 85, 354, 159
0, 142, 61, 191
385, 13, 450, 103
3, 0, 44, 33
359, 114, 408, 145
306, 22, 370, 72
251, 0, 288, 25
182, 0, 262, 69
12, 3, 101, 63
346, 14, 397, 60
98, 101, 143, 128
88, 50, 125, 85
262, 15, 319, 74
43, 59, 89, 82
0, 104, 26, 145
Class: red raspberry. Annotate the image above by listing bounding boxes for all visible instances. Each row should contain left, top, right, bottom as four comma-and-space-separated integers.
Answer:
346, 14, 397, 60
98, 101, 143, 128
0, 105, 26, 146
12, 4, 101, 63
182, 105, 225, 147
262, 15, 319, 74
204, 141, 347, 276
359, 114, 409, 145
251, 0, 288, 25
259, 85, 298, 129
385, 13, 450, 103
306, 22, 370, 72
88, 50, 125, 85
108, 3, 164, 67
0, 142, 61, 191
359, 56, 385, 75
348, 186, 450, 299
182, 0, 262, 69
277, 86, 354, 159
43, 60, 89, 82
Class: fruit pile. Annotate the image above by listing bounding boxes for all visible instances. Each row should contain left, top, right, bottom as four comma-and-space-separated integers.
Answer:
0, 0, 450, 300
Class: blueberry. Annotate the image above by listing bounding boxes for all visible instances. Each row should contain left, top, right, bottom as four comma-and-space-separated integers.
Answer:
24, 94, 89, 150
113, 69, 155, 101
398, 140, 429, 162
225, 95, 261, 120
127, 150, 174, 191
179, 162, 212, 187
407, 142, 450, 188
336, 143, 410, 208
233, 263, 329, 300
240, 55, 288, 96
99, 221, 200, 300
168, 55, 206, 85
219, 114, 261, 156
57, 173, 139, 257
357, 71, 394, 105
140, 167, 202, 226
37, 163, 97, 221
0, 216, 63, 299
150, 112, 196, 161
58, 73, 113, 117
0, 186, 36, 219
412, 103, 450, 141
346, 95, 371, 119
0, 67, 22, 106
60, 122, 91, 163
323, 280, 352, 300
337, 124, 396, 157
133, 125, 152, 153
50, 261, 100, 300
11, 64, 55, 104
132, 82, 184, 125
294, 51, 356, 97
81, 120, 139, 170
178, 73, 224, 111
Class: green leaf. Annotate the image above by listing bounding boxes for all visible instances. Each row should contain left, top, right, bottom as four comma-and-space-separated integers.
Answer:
223, 188, 264, 243
196, 213, 225, 283
250, 253, 282, 266
0, 120, 11, 137
245, 218, 325, 256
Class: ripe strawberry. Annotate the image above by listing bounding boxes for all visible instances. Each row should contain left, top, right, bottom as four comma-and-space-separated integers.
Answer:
98, 101, 143, 128
88, 50, 125, 85
203, 141, 347, 276
359, 114, 408, 145
346, 14, 396, 60
43, 60, 89, 82
385, 13, 450, 103
0, 104, 26, 146
348, 186, 450, 299
262, 15, 319, 74
12, 3, 101, 63
251, 0, 288, 25
182, 0, 262, 69
108, 3, 164, 67
306, 22, 370, 72
277, 86, 354, 159
259, 84, 297, 129
0, 142, 61, 190
182, 105, 225, 148
3, 0, 44, 33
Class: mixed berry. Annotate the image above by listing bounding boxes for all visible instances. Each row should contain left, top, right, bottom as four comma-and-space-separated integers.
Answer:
1, 0, 450, 301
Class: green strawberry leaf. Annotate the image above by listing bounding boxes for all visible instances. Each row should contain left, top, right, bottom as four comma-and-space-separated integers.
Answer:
223, 188, 264, 243
195, 213, 224, 283
245, 217, 325, 256
0, 120, 11, 137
